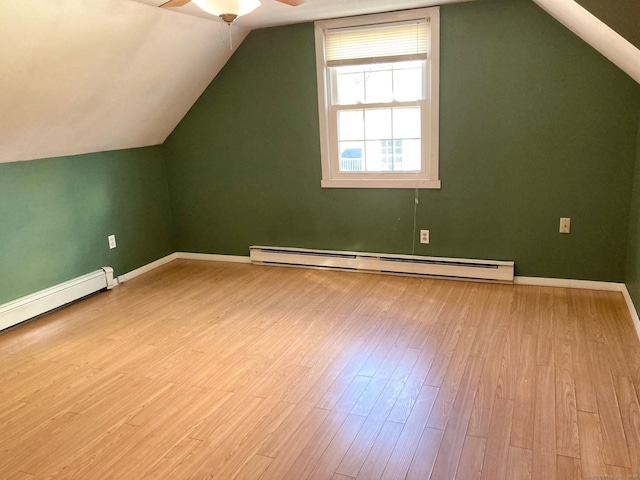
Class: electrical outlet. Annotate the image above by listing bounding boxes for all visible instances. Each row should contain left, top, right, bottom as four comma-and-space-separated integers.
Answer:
559, 218, 571, 234
420, 229, 430, 244
108, 234, 117, 249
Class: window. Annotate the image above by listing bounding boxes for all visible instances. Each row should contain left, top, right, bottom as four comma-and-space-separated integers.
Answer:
315, 8, 440, 189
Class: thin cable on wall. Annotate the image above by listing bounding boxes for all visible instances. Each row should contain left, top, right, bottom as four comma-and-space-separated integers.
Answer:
411, 187, 419, 255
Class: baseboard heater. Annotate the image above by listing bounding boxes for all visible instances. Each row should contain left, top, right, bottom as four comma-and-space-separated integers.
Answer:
250, 246, 514, 283
0, 267, 116, 332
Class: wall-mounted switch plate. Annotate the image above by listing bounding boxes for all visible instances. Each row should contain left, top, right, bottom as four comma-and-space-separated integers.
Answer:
420, 230, 430, 244
108, 234, 117, 249
559, 218, 571, 234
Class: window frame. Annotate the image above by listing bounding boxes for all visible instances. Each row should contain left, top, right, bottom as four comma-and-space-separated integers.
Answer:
315, 8, 441, 189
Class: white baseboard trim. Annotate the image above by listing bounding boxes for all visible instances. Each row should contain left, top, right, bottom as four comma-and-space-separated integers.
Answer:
622, 286, 640, 343
116, 252, 251, 284
514, 276, 625, 292
176, 252, 252, 263
118, 253, 178, 283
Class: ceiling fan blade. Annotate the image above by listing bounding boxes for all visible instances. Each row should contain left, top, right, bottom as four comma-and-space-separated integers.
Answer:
160, 0, 191, 8
275, 0, 305, 6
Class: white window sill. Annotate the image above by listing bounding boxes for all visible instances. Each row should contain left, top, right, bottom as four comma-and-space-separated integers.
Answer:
321, 178, 441, 189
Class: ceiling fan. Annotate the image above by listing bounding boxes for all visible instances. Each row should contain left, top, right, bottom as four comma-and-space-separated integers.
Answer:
160, 0, 305, 25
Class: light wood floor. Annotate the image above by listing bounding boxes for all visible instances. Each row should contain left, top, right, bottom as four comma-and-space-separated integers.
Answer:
1, 261, 640, 480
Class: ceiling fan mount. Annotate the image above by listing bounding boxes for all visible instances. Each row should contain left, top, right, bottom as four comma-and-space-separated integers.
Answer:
160, 0, 305, 25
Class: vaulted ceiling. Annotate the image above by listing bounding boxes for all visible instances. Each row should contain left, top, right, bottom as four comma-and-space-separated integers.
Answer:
0, 0, 248, 164
2, 0, 639, 164
575, 0, 640, 49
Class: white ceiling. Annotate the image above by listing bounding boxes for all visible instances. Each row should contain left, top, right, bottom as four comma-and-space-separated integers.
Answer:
133, 0, 468, 29
0, 0, 248, 163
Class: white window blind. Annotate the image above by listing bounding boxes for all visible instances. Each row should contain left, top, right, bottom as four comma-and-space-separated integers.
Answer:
325, 20, 430, 66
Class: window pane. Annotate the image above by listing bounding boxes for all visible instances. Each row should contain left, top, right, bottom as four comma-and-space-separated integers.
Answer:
338, 110, 364, 141
393, 67, 422, 101
333, 61, 424, 105
336, 72, 364, 105
394, 139, 421, 171
365, 109, 391, 140
365, 140, 391, 171
365, 70, 392, 103
392, 107, 421, 138
339, 141, 364, 172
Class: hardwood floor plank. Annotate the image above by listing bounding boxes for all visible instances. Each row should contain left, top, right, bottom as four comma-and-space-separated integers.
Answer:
507, 446, 533, 480
349, 376, 389, 418
578, 411, 608, 478
426, 326, 478, 430
0, 261, 638, 480
355, 421, 404, 480
552, 288, 573, 341
572, 337, 598, 413
532, 365, 556, 480
6, 473, 38, 480
379, 386, 439, 480
207, 400, 297, 480
607, 292, 640, 347
280, 376, 371, 480
467, 329, 507, 438
406, 427, 444, 480
480, 397, 513, 480
519, 287, 540, 337
454, 435, 486, 480
386, 331, 441, 423
614, 376, 640, 471
555, 454, 581, 480
51, 422, 143, 480
467, 286, 502, 357
628, 346, 640, 387
337, 364, 422, 476
496, 303, 522, 401
510, 334, 536, 450
577, 290, 606, 344
607, 464, 634, 476
138, 437, 204, 480
554, 337, 580, 459
596, 292, 632, 377
308, 413, 366, 480
535, 337, 554, 367
233, 454, 273, 480
587, 341, 631, 468
259, 407, 330, 478
430, 358, 485, 479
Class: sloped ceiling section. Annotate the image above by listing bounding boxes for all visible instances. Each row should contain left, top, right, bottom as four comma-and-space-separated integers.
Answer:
575, 0, 640, 49
532, 0, 640, 86
0, 0, 248, 164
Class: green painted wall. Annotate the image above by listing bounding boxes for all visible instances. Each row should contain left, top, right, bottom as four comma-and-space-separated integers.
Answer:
625, 115, 640, 307
164, 0, 640, 281
0, 146, 174, 305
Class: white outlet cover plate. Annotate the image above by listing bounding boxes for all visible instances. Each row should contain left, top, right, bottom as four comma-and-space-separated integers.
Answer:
108, 235, 117, 249
420, 230, 430, 244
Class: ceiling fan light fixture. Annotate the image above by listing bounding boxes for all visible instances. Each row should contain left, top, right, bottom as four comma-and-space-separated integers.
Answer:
192, 0, 261, 21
